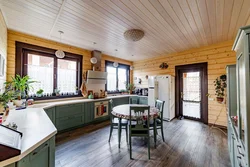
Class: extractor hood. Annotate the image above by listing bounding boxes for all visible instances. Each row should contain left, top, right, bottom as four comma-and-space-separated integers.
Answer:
87, 70, 107, 84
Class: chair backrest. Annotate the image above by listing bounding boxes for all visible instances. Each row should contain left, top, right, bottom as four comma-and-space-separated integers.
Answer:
155, 100, 165, 119
129, 106, 150, 129
109, 99, 114, 122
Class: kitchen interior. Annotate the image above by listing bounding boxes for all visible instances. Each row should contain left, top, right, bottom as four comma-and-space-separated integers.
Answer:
0, 0, 250, 167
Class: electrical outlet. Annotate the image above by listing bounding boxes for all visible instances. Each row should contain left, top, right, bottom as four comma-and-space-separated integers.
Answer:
209, 98, 214, 101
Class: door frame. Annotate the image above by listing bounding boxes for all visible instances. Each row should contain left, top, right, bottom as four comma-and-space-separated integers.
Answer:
175, 62, 208, 124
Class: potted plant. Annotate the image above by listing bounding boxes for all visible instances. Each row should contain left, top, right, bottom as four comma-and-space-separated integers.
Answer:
55, 89, 60, 96
5, 75, 36, 99
120, 89, 127, 94
214, 74, 227, 103
127, 83, 135, 94
36, 89, 44, 97
0, 89, 16, 116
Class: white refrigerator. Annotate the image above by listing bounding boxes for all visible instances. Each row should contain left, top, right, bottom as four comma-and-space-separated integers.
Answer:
148, 75, 175, 121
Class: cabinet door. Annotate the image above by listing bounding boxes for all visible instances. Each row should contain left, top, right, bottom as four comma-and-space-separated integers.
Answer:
56, 104, 82, 118
139, 97, 148, 105
84, 102, 94, 124
129, 96, 139, 104
17, 155, 30, 167
56, 114, 84, 131
44, 107, 55, 125
113, 97, 129, 106
30, 142, 50, 167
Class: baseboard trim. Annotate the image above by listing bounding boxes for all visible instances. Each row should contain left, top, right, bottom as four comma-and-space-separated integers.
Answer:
208, 123, 227, 130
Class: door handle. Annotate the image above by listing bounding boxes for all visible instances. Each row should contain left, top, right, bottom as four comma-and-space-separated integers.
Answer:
181, 92, 183, 99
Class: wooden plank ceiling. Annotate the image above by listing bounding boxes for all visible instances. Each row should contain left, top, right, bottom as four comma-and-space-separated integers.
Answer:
0, 0, 249, 61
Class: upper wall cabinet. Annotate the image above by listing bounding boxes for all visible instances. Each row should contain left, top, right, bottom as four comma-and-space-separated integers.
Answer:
233, 25, 250, 167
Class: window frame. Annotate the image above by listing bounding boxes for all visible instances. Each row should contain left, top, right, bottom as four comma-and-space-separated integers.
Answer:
105, 60, 130, 93
16, 42, 82, 100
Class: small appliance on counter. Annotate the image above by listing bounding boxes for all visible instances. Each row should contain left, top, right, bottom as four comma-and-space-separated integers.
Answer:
142, 88, 148, 96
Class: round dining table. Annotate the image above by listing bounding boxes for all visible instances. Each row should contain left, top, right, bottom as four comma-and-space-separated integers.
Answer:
112, 104, 159, 148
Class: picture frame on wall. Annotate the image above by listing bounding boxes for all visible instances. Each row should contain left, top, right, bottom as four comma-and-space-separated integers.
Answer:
0, 54, 5, 77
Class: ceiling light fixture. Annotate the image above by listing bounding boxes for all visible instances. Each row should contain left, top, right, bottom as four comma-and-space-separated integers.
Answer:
113, 49, 119, 68
55, 31, 65, 59
124, 29, 144, 42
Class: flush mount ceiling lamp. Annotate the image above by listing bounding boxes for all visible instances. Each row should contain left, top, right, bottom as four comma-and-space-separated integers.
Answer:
113, 49, 119, 68
124, 29, 145, 42
55, 31, 65, 59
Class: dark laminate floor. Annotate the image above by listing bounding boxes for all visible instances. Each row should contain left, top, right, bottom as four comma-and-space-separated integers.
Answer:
55, 119, 230, 167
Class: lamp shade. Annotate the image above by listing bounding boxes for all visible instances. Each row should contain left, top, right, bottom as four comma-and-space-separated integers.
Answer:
55, 50, 65, 58
124, 29, 144, 42
113, 62, 119, 68
90, 57, 97, 64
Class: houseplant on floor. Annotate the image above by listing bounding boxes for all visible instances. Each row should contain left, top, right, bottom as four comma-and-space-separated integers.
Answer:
214, 74, 227, 103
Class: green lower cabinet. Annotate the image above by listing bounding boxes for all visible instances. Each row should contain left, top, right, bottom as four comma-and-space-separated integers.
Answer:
139, 96, 148, 105
84, 102, 94, 124
17, 155, 30, 167
30, 142, 49, 167
113, 97, 129, 107
7, 136, 55, 167
55, 103, 84, 132
56, 114, 84, 131
44, 107, 55, 125
129, 96, 139, 104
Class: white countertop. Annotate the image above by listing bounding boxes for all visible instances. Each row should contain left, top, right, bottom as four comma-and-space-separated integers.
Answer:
0, 108, 57, 167
0, 94, 147, 166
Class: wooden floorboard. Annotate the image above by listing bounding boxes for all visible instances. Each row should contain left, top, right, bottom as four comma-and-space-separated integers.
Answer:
55, 119, 230, 167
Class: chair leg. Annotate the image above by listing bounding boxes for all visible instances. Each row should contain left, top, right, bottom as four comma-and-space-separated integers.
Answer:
148, 135, 150, 160
154, 119, 157, 148
130, 136, 132, 159
161, 126, 165, 142
126, 125, 128, 143
108, 125, 113, 142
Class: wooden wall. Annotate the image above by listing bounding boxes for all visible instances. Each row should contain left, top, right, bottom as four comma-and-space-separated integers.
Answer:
133, 40, 236, 126
7, 30, 132, 82
0, 10, 7, 93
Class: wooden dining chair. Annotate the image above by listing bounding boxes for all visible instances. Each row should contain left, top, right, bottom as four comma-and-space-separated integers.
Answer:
108, 99, 128, 143
149, 100, 165, 145
129, 106, 150, 159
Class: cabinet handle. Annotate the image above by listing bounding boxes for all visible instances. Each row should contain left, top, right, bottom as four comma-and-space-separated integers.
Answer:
237, 145, 244, 157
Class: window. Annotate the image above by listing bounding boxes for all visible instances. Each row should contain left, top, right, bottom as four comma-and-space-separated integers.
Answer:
16, 42, 82, 99
105, 61, 130, 92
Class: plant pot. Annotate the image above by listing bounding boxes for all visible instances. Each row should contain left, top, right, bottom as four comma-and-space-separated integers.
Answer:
216, 97, 224, 103
13, 100, 23, 107
0, 104, 4, 114
37, 94, 42, 97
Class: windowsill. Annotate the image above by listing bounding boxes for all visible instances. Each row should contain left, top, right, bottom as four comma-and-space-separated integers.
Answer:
31, 94, 83, 101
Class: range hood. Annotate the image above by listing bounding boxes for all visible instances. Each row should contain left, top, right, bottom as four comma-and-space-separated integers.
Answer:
87, 70, 107, 84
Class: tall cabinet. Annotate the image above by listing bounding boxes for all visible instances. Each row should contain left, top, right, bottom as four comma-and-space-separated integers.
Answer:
231, 25, 250, 167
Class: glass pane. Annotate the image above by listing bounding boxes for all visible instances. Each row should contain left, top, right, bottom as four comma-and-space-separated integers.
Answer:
183, 72, 201, 101
182, 72, 201, 119
57, 59, 77, 94
27, 54, 54, 95
183, 101, 201, 118
118, 68, 127, 90
107, 66, 117, 91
